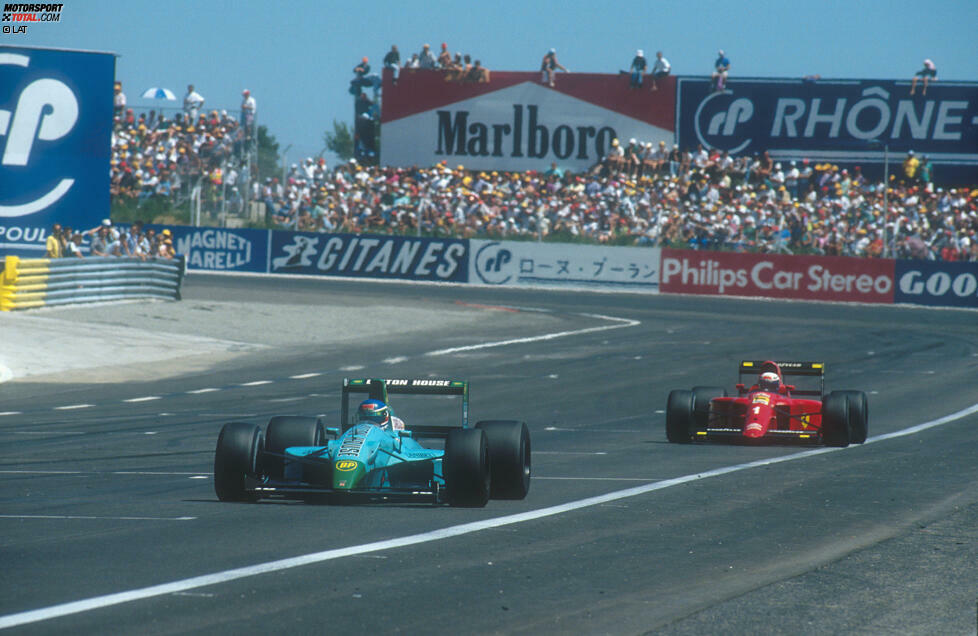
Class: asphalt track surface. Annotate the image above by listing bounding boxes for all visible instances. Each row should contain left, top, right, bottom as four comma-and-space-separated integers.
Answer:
1, 274, 977, 635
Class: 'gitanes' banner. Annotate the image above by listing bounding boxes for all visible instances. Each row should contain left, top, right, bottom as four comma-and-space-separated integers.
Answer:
269, 231, 468, 282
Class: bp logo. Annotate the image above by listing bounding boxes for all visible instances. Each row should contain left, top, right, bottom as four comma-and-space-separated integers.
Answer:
0, 51, 79, 217
335, 460, 358, 472
693, 90, 755, 154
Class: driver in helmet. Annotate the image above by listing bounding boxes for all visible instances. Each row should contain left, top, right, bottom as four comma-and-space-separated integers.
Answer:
357, 399, 405, 431
757, 370, 782, 393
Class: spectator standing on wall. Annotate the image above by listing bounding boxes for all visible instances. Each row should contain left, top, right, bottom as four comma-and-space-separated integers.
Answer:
113, 81, 126, 119
241, 89, 256, 139
902, 150, 920, 183
919, 155, 934, 189
540, 48, 567, 88
437, 43, 452, 69
46, 224, 62, 258
183, 84, 205, 123
712, 50, 730, 92
383, 45, 401, 85
910, 59, 937, 96
629, 50, 647, 89
650, 51, 671, 90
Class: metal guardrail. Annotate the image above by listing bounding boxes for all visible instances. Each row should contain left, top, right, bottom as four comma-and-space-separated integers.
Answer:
0, 256, 186, 311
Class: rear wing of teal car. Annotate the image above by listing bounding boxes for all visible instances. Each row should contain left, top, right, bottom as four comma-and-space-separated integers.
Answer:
341, 378, 469, 435
738, 361, 825, 396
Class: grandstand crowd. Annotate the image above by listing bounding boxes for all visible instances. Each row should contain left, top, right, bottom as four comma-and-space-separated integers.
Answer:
109, 64, 977, 263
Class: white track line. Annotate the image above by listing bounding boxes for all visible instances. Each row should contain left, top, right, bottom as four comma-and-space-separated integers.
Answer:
186, 388, 220, 394
53, 404, 93, 411
426, 313, 639, 356
238, 380, 272, 387
0, 515, 195, 521
1, 403, 975, 630
123, 397, 161, 403
290, 373, 321, 379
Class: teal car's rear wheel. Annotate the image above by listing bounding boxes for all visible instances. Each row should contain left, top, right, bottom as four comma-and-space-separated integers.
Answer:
264, 416, 326, 481
214, 422, 263, 502
444, 428, 490, 507
475, 420, 531, 500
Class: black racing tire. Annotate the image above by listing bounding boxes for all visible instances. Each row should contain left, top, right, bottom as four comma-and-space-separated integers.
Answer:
444, 428, 490, 507
666, 390, 694, 443
822, 392, 851, 447
691, 385, 727, 430
835, 390, 868, 444
475, 420, 531, 500
214, 422, 263, 502
264, 416, 325, 480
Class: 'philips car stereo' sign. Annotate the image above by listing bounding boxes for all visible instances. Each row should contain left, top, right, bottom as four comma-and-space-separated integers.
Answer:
677, 77, 978, 183
0, 46, 114, 256
270, 231, 468, 282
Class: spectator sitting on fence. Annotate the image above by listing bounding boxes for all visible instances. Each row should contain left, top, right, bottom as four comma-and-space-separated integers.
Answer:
114, 81, 126, 118
712, 50, 730, 92
383, 44, 400, 85
910, 58, 937, 96
437, 42, 452, 68
419, 43, 437, 69
651, 51, 671, 90
540, 48, 567, 87
465, 60, 490, 83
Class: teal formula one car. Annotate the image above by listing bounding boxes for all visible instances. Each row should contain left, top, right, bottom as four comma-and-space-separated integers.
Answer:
213, 378, 531, 507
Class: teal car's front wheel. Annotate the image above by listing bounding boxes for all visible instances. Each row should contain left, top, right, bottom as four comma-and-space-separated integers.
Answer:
444, 428, 490, 507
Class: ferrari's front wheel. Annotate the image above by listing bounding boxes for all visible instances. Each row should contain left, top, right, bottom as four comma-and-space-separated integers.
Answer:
822, 392, 851, 447
475, 420, 531, 500
214, 422, 263, 502
444, 428, 490, 507
691, 386, 726, 430
835, 391, 868, 444
666, 390, 694, 443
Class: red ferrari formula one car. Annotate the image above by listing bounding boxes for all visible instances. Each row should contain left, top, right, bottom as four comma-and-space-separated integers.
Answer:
666, 360, 868, 446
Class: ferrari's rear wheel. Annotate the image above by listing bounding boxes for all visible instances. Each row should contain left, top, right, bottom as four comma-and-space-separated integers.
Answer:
835, 391, 868, 444
444, 428, 490, 507
691, 386, 727, 431
214, 422, 263, 502
475, 420, 531, 500
666, 390, 694, 443
822, 392, 851, 447
264, 416, 326, 481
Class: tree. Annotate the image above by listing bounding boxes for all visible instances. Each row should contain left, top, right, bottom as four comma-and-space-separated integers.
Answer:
256, 125, 279, 182
324, 120, 353, 161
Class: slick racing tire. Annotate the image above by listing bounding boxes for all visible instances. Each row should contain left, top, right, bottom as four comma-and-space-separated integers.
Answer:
666, 390, 694, 443
475, 420, 531, 500
691, 386, 727, 431
214, 422, 263, 502
835, 390, 868, 444
821, 392, 851, 447
444, 428, 490, 507
264, 416, 326, 481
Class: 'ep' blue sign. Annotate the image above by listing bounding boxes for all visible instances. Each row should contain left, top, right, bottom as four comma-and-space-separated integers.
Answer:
0, 45, 114, 256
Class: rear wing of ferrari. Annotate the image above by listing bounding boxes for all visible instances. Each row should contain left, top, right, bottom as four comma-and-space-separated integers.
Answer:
341, 378, 469, 435
738, 361, 825, 396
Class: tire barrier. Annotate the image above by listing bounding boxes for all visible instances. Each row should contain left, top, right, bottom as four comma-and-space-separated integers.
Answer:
0, 256, 185, 311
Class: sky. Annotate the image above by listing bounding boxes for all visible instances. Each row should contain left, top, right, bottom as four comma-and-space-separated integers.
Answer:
6, 0, 976, 166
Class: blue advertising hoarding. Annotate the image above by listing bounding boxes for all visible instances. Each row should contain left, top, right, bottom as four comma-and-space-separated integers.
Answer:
269, 231, 468, 282
0, 46, 114, 256
156, 225, 269, 273
894, 260, 978, 309
676, 77, 978, 184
